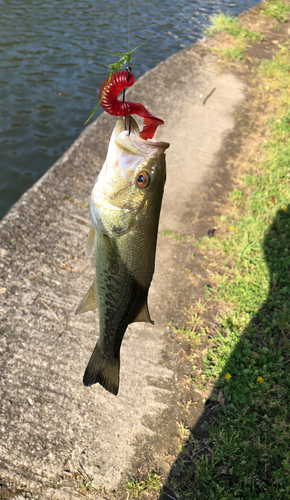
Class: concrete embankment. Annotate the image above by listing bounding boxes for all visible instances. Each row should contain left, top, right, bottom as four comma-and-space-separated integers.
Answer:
0, 3, 282, 498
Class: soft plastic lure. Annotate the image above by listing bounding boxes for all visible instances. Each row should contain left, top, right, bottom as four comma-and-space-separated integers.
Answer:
99, 70, 164, 140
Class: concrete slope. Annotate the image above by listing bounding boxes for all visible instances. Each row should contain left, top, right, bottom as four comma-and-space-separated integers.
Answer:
0, 41, 244, 498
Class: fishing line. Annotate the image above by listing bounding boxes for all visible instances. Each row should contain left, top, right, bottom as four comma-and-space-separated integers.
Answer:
85, 1, 151, 125
123, 0, 132, 133
128, 0, 131, 52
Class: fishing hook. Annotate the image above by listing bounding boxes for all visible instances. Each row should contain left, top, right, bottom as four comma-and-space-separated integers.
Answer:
122, 66, 132, 134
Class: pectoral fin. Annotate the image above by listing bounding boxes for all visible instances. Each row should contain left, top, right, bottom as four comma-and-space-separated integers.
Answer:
133, 300, 154, 324
75, 280, 98, 315
86, 226, 95, 257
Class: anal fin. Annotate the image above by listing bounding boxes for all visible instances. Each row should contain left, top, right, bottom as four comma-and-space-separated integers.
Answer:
133, 300, 154, 324
75, 280, 98, 315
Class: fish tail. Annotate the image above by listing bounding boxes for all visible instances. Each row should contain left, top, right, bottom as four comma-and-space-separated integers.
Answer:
83, 343, 119, 396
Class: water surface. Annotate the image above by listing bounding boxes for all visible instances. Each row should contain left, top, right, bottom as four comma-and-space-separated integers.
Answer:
0, 0, 259, 219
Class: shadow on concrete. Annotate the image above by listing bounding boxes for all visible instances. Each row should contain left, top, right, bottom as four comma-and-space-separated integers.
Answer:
160, 206, 290, 499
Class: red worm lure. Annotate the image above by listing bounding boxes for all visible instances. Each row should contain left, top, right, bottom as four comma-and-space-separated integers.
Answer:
99, 71, 164, 140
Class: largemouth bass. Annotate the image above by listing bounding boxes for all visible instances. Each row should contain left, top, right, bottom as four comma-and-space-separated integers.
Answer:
76, 116, 169, 395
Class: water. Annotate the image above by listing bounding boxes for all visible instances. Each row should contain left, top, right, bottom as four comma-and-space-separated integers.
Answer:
0, 0, 259, 220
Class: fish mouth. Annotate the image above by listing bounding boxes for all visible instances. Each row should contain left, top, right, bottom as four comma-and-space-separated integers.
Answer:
104, 116, 169, 173
113, 116, 170, 158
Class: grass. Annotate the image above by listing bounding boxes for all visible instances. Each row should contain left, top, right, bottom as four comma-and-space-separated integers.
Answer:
175, 324, 201, 350
163, 25, 290, 500
262, 0, 290, 23
74, 471, 95, 495
205, 12, 263, 62
160, 229, 184, 241
219, 45, 246, 61
126, 472, 161, 498
206, 13, 262, 41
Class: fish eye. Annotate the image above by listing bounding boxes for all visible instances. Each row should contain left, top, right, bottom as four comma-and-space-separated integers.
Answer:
136, 171, 150, 189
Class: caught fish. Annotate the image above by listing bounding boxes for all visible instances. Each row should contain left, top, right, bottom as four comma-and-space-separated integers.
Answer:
76, 115, 169, 395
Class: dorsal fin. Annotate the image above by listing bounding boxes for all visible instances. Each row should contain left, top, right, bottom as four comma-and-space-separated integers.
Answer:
86, 226, 95, 257
75, 280, 98, 315
133, 300, 154, 324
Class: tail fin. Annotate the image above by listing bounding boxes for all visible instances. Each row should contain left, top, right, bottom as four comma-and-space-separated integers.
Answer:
83, 343, 119, 396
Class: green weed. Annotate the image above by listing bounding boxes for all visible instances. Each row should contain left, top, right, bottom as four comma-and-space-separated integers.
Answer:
160, 229, 174, 236
177, 421, 191, 440
206, 12, 262, 62
220, 46, 246, 61
160, 229, 184, 241
75, 472, 94, 494
206, 12, 262, 40
126, 472, 161, 498
175, 324, 200, 349
262, 0, 290, 23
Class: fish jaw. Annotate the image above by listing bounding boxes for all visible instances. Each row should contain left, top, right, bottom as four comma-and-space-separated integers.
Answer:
90, 117, 169, 237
